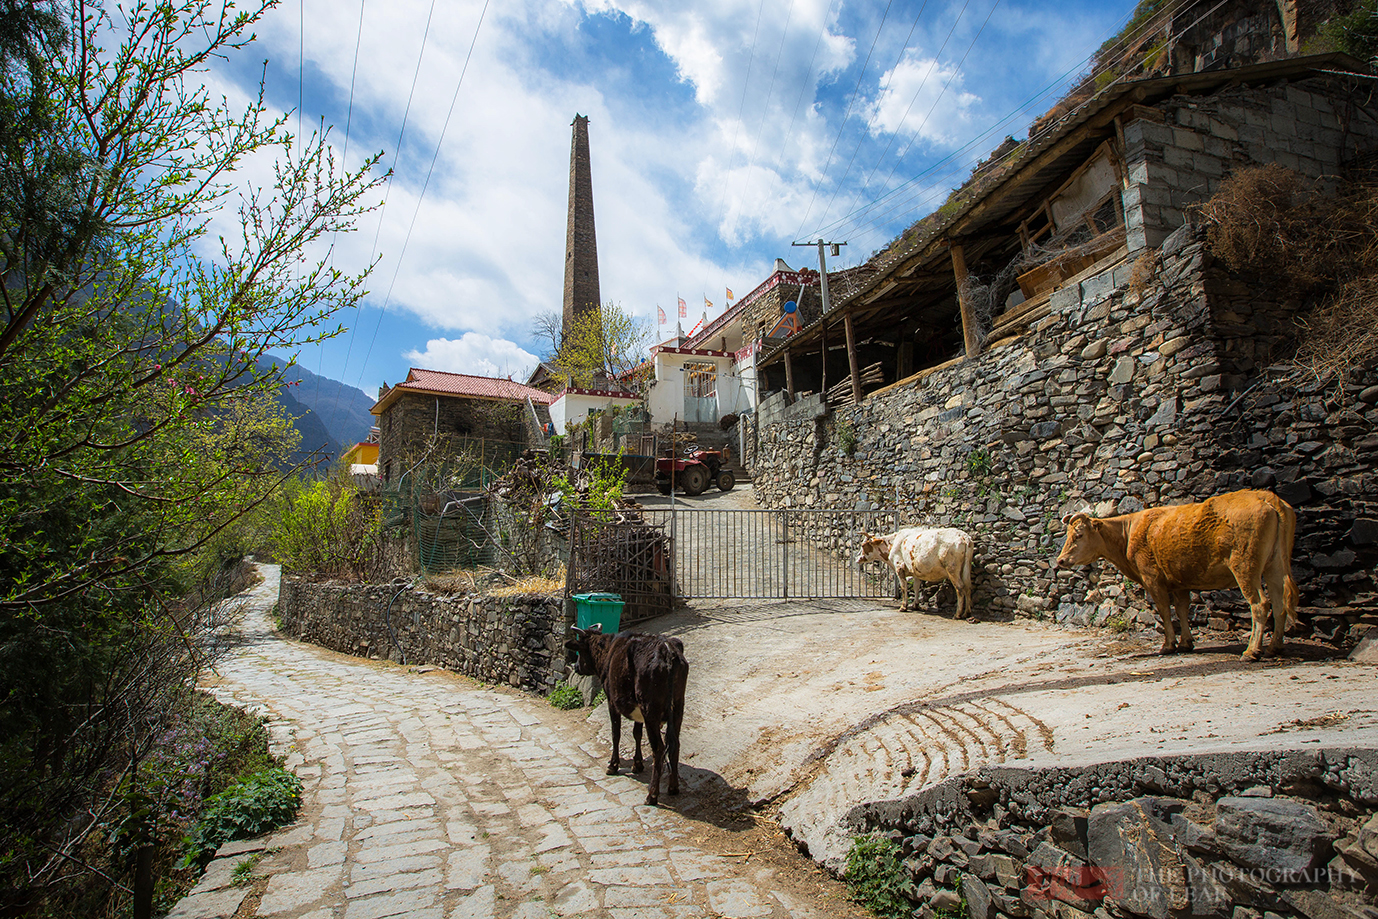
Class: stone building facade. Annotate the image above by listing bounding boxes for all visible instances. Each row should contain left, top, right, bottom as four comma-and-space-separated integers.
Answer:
373, 369, 553, 484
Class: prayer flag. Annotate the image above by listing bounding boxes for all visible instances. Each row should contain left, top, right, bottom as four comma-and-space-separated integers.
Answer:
657, 305, 667, 324
678, 297, 687, 318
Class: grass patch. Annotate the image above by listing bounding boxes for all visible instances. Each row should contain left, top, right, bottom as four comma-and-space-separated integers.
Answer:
182, 768, 303, 869
547, 682, 584, 710
844, 834, 911, 919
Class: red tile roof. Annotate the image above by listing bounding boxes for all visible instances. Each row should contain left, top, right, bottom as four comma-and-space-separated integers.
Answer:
372, 368, 555, 414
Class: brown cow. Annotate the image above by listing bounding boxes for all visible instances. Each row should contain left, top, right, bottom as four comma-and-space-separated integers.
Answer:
564, 625, 688, 806
1054, 489, 1298, 661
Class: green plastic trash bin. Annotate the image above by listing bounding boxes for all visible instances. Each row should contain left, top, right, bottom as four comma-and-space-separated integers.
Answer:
572, 592, 624, 634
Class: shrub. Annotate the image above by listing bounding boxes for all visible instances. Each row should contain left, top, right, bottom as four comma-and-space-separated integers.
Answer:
271, 473, 385, 578
547, 683, 584, 710
844, 834, 911, 919
182, 767, 303, 869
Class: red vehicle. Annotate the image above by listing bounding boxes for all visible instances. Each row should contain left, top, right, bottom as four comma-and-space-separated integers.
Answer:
655, 446, 735, 496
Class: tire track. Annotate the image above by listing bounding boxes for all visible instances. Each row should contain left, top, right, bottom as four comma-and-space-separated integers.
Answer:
777, 698, 1056, 854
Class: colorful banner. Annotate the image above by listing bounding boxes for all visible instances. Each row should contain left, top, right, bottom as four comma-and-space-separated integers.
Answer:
704, 296, 713, 310
726, 287, 734, 300
677, 296, 687, 318
657, 305, 667, 324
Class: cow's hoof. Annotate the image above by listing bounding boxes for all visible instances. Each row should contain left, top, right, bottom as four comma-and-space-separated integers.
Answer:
606, 765, 620, 776
1178, 641, 1194, 653
632, 761, 644, 774
1159, 645, 1178, 655
1241, 649, 1261, 662
644, 794, 658, 807
667, 783, 679, 796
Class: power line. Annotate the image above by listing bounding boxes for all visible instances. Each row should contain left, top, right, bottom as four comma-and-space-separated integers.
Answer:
724, 0, 799, 240
819, 0, 949, 237
827, 0, 1226, 291
711, 0, 767, 240
770, 0, 840, 183
325, 0, 440, 429
810, 0, 1201, 247
312, 0, 367, 435
354, 0, 492, 393
793, 0, 896, 242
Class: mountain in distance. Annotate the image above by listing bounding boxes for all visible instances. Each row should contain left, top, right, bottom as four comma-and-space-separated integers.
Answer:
256, 354, 377, 467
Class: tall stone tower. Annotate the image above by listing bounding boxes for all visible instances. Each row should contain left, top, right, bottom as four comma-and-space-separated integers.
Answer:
562, 114, 601, 335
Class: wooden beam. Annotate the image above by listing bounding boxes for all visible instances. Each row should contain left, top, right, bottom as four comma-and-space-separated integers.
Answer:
784, 347, 795, 398
844, 312, 862, 405
950, 243, 981, 359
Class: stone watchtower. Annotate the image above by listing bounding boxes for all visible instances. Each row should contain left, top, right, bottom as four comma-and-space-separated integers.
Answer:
562, 114, 601, 334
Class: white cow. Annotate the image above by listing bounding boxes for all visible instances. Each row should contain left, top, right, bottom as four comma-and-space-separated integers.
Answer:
856, 528, 975, 619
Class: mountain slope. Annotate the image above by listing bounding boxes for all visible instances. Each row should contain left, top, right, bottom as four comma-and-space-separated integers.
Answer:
258, 354, 376, 453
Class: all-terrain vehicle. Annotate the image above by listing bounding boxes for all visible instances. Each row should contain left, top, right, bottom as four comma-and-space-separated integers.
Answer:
655, 445, 735, 496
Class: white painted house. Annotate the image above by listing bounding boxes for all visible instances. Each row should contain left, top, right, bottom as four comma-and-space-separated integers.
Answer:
547, 386, 641, 435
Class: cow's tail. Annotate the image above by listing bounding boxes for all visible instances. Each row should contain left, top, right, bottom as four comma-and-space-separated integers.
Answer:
1269, 496, 1300, 630
961, 537, 974, 610
1284, 575, 1299, 630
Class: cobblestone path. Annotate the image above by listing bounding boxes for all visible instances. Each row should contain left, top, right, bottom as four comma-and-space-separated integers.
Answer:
170, 565, 864, 919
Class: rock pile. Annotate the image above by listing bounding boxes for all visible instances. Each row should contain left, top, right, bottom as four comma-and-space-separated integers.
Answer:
843, 749, 1378, 919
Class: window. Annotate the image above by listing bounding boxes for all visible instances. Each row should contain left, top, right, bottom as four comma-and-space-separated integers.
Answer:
684, 361, 717, 398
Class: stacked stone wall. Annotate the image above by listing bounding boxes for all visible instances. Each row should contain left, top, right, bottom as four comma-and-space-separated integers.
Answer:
751, 223, 1378, 639
279, 578, 570, 693
838, 748, 1378, 919
1123, 75, 1378, 252
378, 393, 528, 483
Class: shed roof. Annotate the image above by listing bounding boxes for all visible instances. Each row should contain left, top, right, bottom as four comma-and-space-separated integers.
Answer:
760, 52, 1366, 368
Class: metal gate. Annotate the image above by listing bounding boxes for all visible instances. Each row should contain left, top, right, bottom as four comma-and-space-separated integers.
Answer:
683, 361, 718, 424
567, 510, 674, 626
568, 507, 903, 610
644, 508, 900, 600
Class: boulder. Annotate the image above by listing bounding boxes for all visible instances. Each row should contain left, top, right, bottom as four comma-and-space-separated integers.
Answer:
1181, 851, 1232, 918
1051, 809, 1091, 861
1334, 834, 1378, 887
1212, 797, 1332, 884
962, 873, 995, 919
1024, 841, 1103, 913
1087, 798, 1188, 919
1360, 813, 1378, 861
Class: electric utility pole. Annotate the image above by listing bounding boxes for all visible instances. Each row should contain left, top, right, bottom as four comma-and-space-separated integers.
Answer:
793, 239, 852, 403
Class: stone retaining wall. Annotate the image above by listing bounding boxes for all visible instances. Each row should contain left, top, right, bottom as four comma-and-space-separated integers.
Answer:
279, 577, 571, 694
751, 222, 1378, 640
839, 748, 1378, 919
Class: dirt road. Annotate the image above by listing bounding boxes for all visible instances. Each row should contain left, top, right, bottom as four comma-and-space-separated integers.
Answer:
626, 485, 1378, 869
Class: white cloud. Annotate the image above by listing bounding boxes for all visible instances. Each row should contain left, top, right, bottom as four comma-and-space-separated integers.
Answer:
866, 54, 980, 145
404, 334, 541, 380
192, 0, 1143, 392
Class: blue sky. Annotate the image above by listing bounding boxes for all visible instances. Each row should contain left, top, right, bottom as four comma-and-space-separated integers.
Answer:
205, 0, 1143, 403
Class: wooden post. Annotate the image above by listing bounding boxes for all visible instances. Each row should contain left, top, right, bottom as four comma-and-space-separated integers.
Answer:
844, 311, 861, 404
950, 243, 981, 359
820, 322, 828, 399
784, 347, 795, 397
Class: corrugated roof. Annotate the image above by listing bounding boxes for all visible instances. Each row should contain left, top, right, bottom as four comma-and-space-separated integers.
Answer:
372, 368, 555, 415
